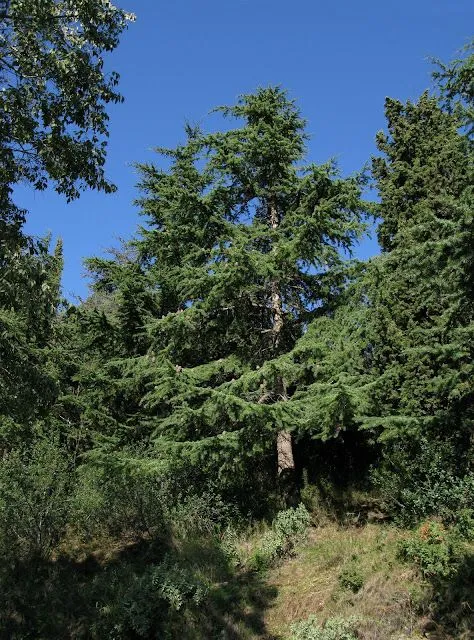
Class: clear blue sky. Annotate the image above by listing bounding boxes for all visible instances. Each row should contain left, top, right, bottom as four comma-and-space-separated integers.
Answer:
21, 0, 473, 301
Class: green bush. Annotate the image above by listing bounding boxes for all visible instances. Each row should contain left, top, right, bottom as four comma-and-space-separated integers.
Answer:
398, 520, 463, 580
0, 437, 72, 560
88, 556, 209, 639
338, 564, 364, 593
454, 508, 474, 541
300, 470, 331, 523
219, 524, 241, 567
249, 530, 286, 571
168, 489, 235, 537
289, 615, 359, 640
273, 503, 311, 540
72, 461, 171, 538
73, 459, 234, 541
372, 437, 474, 525
249, 504, 310, 570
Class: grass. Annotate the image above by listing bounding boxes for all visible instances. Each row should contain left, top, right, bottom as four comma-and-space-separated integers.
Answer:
264, 523, 423, 639
0, 527, 278, 640
1, 519, 472, 639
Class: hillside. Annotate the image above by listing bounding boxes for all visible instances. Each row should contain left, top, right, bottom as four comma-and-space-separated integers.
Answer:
3, 501, 473, 639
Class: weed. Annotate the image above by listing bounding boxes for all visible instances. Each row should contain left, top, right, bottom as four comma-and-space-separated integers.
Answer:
289, 615, 360, 640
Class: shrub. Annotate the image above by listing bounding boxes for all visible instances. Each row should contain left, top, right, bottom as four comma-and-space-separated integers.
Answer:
454, 508, 474, 542
150, 558, 209, 610
249, 530, 286, 571
273, 503, 311, 540
219, 525, 241, 567
73, 458, 234, 541
95, 557, 209, 638
72, 460, 174, 538
338, 564, 364, 593
289, 615, 359, 640
0, 437, 72, 560
398, 520, 463, 580
300, 470, 331, 523
372, 436, 474, 525
168, 489, 235, 537
249, 504, 310, 570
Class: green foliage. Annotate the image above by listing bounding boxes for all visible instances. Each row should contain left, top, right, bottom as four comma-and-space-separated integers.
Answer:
72, 454, 235, 542
372, 437, 474, 525
78, 87, 367, 497
0, 0, 133, 200
301, 76, 474, 524
273, 503, 311, 539
398, 521, 463, 580
72, 460, 168, 538
249, 504, 310, 570
104, 558, 209, 639
0, 234, 64, 448
0, 436, 72, 559
368, 92, 473, 440
0, 0, 134, 480
432, 39, 473, 136
289, 615, 359, 640
150, 558, 209, 610
454, 509, 474, 542
1, 38, 473, 640
168, 489, 236, 537
300, 479, 328, 520
338, 564, 365, 593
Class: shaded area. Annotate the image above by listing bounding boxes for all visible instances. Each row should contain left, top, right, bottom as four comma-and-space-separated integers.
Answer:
0, 533, 278, 640
425, 549, 474, 639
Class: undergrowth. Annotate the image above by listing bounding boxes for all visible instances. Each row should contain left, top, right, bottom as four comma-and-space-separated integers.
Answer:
1, 488, 472, 640
289, 615, 360, 640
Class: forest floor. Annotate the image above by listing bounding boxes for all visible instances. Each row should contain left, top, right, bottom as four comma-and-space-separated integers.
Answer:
215, 522, 473, 640
263, 523, 426, 639
3, 520, 473, 639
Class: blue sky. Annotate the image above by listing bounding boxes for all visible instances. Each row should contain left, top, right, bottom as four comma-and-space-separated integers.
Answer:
21, 0, 473, 301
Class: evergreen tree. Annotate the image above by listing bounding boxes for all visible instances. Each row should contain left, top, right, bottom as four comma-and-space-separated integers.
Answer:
368, 93, 473, 444
49, 248, 161, 455
432, 39, 473, 137
287, 83, 474, 518
85, 88, 367, 497
301, 91, 474, 518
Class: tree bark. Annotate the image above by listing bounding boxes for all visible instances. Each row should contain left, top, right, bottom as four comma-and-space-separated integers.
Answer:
268, 200, 295, 477
277, 430, 295, 475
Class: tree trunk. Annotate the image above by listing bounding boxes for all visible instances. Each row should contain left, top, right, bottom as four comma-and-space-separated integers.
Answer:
268, 200, 296, 478
277, 430, 295, 475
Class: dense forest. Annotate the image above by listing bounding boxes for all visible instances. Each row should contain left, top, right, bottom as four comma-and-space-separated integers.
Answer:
0, 2, 473, 639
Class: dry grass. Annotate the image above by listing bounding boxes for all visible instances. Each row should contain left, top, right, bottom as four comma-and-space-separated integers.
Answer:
264, 523, 427, 640
43, 521, 472, 640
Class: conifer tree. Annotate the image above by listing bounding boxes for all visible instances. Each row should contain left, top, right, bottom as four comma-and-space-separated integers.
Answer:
361, 92, 473, 517
368, 93, 473, 444
432, 39, 473, 137
48, 249, 161, 455
303, 90, 474, 517
87, 88, 366, 493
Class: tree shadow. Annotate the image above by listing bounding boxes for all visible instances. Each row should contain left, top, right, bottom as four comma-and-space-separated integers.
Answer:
425, 548, 474, 639
0, 533, 279, 639
186, 570, 279, 640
